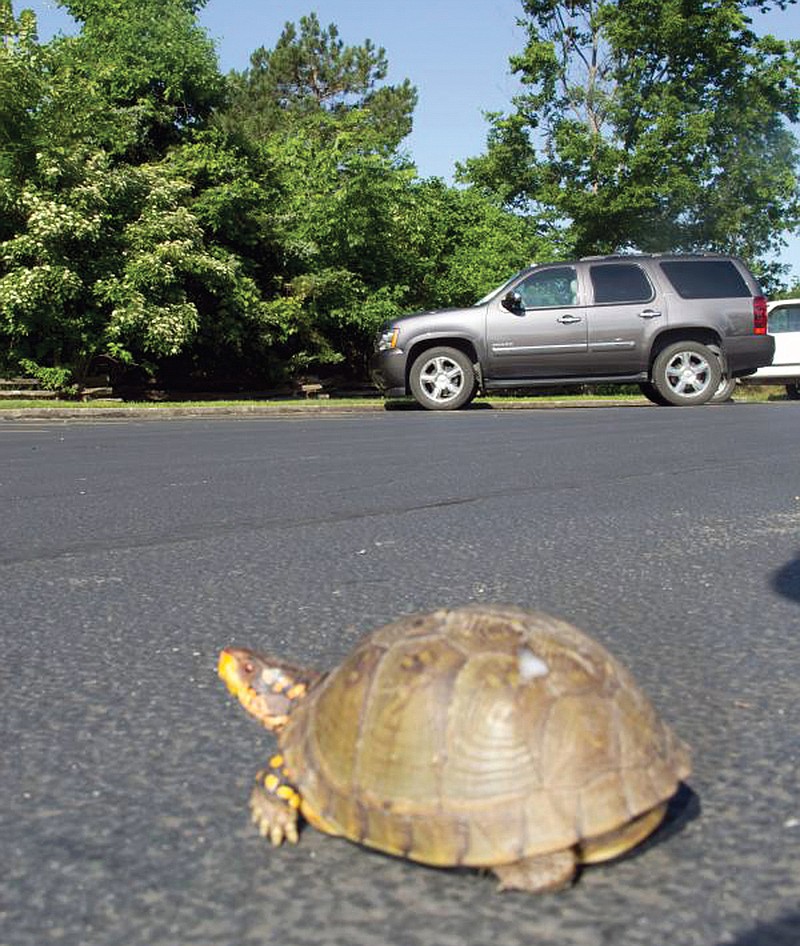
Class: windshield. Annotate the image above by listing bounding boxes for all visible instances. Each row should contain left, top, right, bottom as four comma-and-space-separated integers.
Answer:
475, 267, 535, 305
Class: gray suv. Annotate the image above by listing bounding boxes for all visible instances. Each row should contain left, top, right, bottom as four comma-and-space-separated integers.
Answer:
371, 254, 774, 409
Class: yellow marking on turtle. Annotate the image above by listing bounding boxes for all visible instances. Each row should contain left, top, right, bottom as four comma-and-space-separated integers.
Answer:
287, 683, 307, 700
264, 773, 280, 792
269, 754, 285, 769
400, 649, 437, 672
276, 785, 302, 809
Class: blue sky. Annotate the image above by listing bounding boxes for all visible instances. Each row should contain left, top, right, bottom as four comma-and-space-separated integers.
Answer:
23, 1, 797, 178
24, 0, 529, 179
18, 1, 800, 276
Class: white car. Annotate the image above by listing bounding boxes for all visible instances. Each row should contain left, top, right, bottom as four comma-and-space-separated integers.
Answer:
741, 298, 800, 399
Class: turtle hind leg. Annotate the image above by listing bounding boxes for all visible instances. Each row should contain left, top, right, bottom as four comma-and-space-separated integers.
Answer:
493, 849, 576, 893
249, 762, 301, 847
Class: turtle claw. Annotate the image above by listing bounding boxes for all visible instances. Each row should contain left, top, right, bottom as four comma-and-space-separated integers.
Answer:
249, 781, 300, 847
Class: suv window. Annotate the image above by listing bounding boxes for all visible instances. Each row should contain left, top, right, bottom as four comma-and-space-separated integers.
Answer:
768, 304, 800, 334
589, 264, 652, 304
659, 260, 750, 299
516, 266, 578, 308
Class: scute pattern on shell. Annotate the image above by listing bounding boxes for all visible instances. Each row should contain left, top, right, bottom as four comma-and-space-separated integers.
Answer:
280, 605, 690, 868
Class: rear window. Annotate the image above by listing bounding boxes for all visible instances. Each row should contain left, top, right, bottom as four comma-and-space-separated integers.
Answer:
589, 264, 653, 304
659, 260, 751, 299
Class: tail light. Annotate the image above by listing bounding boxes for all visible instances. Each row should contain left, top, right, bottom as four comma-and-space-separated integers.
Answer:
753, 296, 768, 335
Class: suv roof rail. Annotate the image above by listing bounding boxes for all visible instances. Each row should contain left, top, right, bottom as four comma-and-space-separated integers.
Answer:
578, 251, 732, 262
579, 253, 648, 261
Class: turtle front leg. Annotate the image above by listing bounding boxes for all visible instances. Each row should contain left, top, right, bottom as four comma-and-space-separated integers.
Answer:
493, 849, 576, 893
249, 754, 302, 846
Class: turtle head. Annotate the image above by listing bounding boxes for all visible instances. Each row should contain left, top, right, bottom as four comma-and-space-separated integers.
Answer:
218, 647, 319, 732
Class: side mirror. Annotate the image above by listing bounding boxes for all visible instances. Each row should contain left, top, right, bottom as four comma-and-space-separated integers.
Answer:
502, 290, 523, 312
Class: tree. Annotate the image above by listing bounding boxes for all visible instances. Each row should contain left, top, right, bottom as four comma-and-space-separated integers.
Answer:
2, 5, 562, 389
461, 0, 800, 279
0, 2, 42, 188
394, 178, 554, 308
221, 13, 417, 153
214, 14, 423, 376
0, 149, 276, 385
0, 1, 271, 386
53, 0, 224, 160
215, 14, 558, 378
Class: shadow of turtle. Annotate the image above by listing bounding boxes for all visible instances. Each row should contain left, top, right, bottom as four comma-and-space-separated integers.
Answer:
603, 782, 700, 866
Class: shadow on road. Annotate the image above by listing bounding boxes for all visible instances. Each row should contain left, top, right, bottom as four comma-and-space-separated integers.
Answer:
771, 553, 800, 605
721, 912, 800, 946
649, 782, 700, 851
384, 399, 495, 411
605, 783, 700, 866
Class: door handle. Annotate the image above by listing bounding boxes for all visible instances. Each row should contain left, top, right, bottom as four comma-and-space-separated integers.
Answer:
638, 309, 662, 319
557, 314, 583, 324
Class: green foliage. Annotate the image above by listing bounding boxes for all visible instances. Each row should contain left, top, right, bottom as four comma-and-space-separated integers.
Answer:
5, 1, 796, 391
772, 282, 800, 300
211, 13, 545, 377
52, 0, 224, 160
0, 0, 271, 387
0, 2, 42, 186
220, 13, 417, 153
402, 180, 555, 306
461, 0, 800, 278
17, 358, 75, 392
0, 149, 275, 383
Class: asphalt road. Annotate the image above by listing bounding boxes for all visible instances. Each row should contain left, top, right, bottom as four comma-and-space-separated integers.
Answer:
1, 403, 799, 946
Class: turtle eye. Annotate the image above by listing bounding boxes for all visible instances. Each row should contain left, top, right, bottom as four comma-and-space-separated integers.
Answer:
244, 662, 254, 674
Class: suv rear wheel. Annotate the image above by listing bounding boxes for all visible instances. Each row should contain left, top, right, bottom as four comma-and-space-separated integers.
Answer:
711, 376, 737, 403
651, 341, 721, 406
409, 346, 476, 410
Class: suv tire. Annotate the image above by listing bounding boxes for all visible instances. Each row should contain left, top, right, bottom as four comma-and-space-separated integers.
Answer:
711, 377, 738, 403
651, 340, 721, 406
639, 381, 670, 406
409, 346, 476, 410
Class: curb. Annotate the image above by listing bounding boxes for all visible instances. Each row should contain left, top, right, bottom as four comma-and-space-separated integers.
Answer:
0, 399, 650, 420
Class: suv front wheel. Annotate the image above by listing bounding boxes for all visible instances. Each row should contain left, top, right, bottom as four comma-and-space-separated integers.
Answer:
651, 341, 721, 406
409, 346, 476, 410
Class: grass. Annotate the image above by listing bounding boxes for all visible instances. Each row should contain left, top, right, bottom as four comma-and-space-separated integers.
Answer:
0, 396, 387, 409
0, 386, 786, 411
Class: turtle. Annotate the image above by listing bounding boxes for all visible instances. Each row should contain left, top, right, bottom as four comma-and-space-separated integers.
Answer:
218, 604, 691, 893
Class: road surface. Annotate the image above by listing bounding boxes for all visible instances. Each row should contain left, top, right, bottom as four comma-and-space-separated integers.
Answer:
2, 404, 798, 946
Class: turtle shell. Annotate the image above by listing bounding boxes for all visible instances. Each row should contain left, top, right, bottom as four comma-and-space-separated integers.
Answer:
279, 605, 690, 867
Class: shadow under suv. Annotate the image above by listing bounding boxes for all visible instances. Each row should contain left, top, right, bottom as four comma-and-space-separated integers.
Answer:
371, 254, 775, 409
